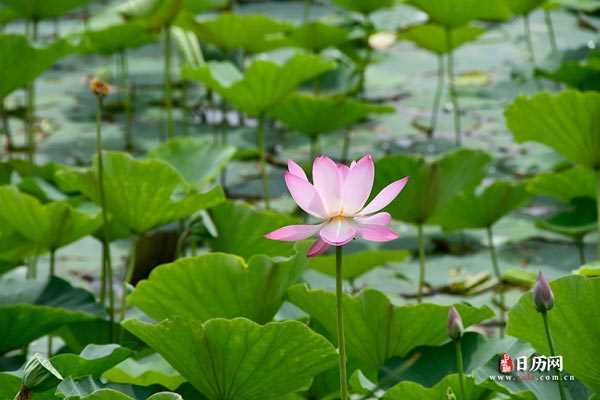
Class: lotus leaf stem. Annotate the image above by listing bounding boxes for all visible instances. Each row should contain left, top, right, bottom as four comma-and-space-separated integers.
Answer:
523, 15, 536, 64
544, 9, 558, 53
164, 26, 175, 140
597, 170, 600, 259
120, 237, 137, 339
335, 246, 349, 400
487, 226, 505, 338
119, 50, 133, 151
417, 224, 426, 303
429, 54, 445, 138
26, 19, 39, 162
575, 238, 586, 265
444, 28, 461, 146
257, 112, 270, 209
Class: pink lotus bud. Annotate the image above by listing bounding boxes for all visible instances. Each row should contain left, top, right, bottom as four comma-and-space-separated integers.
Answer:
533, 271, 554, 312
448, 306, 464, 340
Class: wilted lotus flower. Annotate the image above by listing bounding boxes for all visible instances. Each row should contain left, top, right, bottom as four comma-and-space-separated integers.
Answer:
265, 155, 408, 256
448, 306, 464, 340
533, 271, 554, 312
368, 31, 396, 50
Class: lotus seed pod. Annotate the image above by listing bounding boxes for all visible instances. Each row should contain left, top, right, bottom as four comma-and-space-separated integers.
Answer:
22, 354, 63, 392
89, 78, 110, 97
447, 306, 464, 340
533, 271, 554, 312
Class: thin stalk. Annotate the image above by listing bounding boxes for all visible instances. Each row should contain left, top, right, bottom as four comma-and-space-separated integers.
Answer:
597, 170, 600, 259
26, 19, 39, 162
164, 26, 175, 140
523, 15, 536, 64
429, 54, 445, 139
26, 256, 38, 279
542, 312, 566, 400
417, 224, 426, 303
120, 237, 137, 324
575, 238, 586, 265
303, 0, 311, 21
341, 129, 351, 162
335, 246, 349, 400
95, 95, 115, 335
444, 28, 461, 146
257, 113, 270, 209
455, 339, 466, 400
544, 9, 558, 53
47, 249, 56, 356
487, 226, 505, 338
310, 136, 320, 160
99, 243, 107, 305
1, 97, 12, 155
181, 80, 190, 136
120, 50, 133, 151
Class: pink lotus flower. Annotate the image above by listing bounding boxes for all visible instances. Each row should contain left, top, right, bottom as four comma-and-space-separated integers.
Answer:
265, 155, 408, 256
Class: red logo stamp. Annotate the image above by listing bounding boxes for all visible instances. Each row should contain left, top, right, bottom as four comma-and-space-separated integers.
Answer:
499, 352, 513, 374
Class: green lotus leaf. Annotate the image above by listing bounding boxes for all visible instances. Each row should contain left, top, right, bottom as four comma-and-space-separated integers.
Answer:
406, 0, 510, 28
57, 376, 183, 399
56, 152, 225, 234
309, 249, 409, 280
536, 197, 597, 239
373, 149, 491, 225
382, 373, 507, 400
431, 180, 530, 230
331, 0, 395, 15
129, 248, 306, 324
147, 138, 235, 188
0, 6, 17, 26
397, 23, 485, 55
0, 225, 37, 263
0, 304, 95, 354
537, 49, 600, 91
183, 53, 336, 116
182, 0, 227, 14
172, 26, 204, 68
555, 0, 600, 11
507, 274, 600, 393
527, 165, 597, 202
72, 22, 157, 56
124, 317, 338, 400
0, 0, 91, 20
191, 13, 292, 54
208, 201, 299, 259
0, 186, 102, 252
269, 93, 393, 138
103, 353, 185, 391
504, 0, 546, 15
287, 285, 494, 379
288, 21, 350, 53
505, 90, 600, 169
56, 320, 141, 355
117, 0, 182, 28
50, 345, 132, 380
0, 34, 73, 98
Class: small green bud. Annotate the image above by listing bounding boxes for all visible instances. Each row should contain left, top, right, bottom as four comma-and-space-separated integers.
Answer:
22, 354, 63, 392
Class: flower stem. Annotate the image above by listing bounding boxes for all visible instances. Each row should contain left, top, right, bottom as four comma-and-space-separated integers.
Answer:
119, 50, 133, 151
455, 338, 466, 400
487, 226, 505, 337
544, 8, 558, 53
335, 246, 349, 400
542, 311, 566, 400
47, 249, 56, 356
596, 169, 600, 259
257, 112, 270, 209
0, 97, 13, 155
429, 54, 445, 139
164, 26, 174, 140
575, 238, 586, 265
444, 28, 461, 146
26, 19, 39, 162
119, 237, 137, 338
417, 224, 426, 303
523, 15, 536, 64
95, 95, 115, 338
